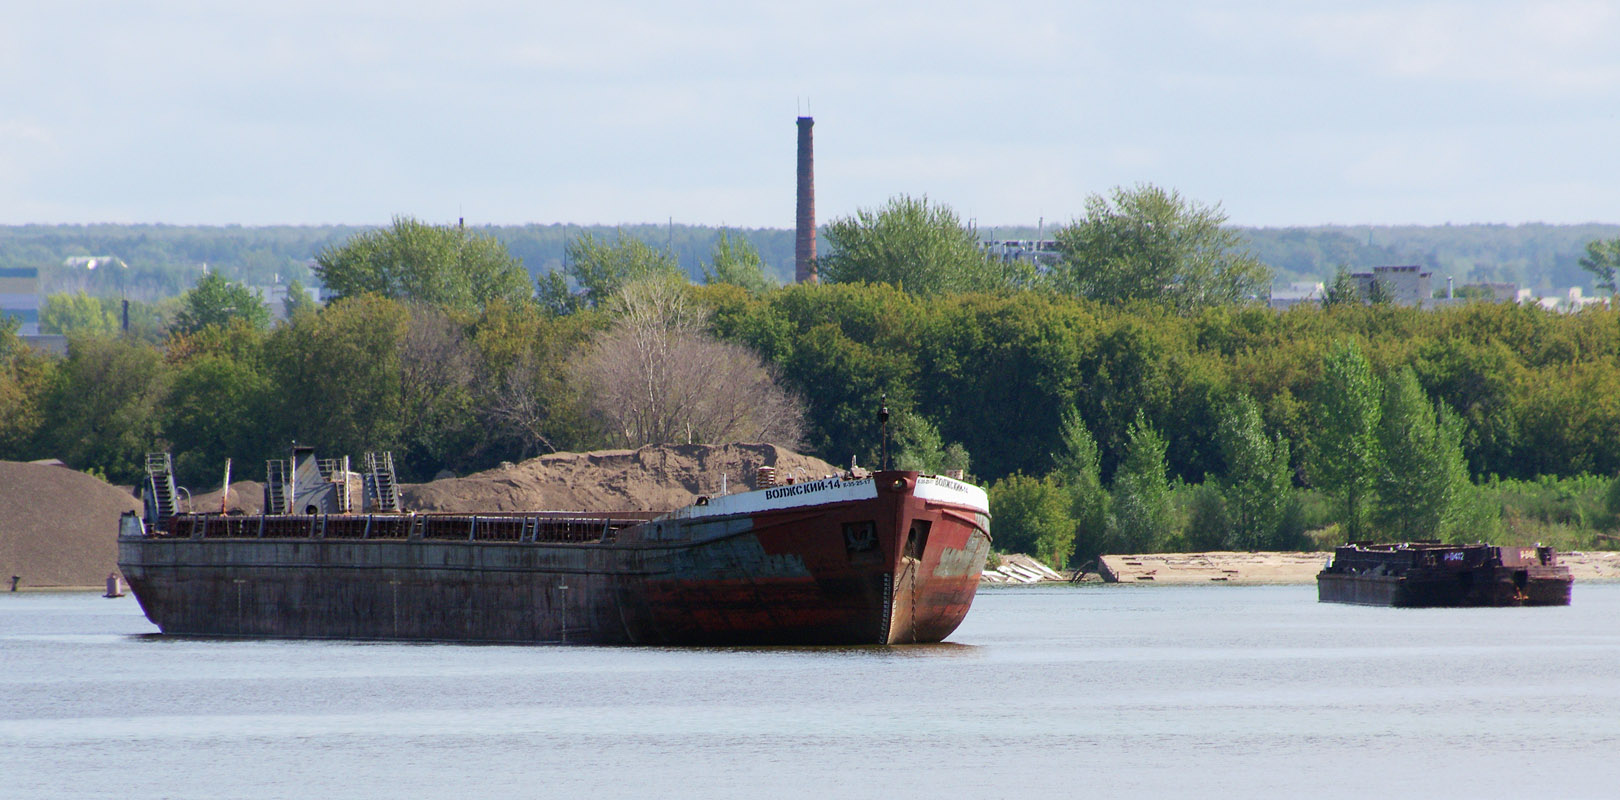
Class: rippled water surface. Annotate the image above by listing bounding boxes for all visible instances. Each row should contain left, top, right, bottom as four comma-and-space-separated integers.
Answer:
4, 584, 1619, 799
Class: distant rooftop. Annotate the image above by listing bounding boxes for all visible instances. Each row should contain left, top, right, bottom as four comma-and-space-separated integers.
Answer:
61, 256, 128, 270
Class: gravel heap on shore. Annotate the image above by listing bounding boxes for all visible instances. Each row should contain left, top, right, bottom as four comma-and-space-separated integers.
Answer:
0, 461, 141, 589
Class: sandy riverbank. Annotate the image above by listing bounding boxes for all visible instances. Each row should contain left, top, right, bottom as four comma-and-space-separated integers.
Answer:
1094, 550, 1620, 585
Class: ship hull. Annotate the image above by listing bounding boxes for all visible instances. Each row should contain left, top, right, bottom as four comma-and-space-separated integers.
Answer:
119, 471, 991, 645
1317, 568, 1573, 607
1316, 543, 1572, 608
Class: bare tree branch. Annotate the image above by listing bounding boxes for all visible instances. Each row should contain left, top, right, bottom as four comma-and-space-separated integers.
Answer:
573, 279, 805, 448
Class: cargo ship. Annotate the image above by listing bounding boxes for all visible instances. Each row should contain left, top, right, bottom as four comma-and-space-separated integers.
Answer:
118, 448, 992, 645
1317, 542, 1572, 607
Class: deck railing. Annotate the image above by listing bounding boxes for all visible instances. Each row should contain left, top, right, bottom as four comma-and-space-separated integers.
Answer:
157, 511, 661, 544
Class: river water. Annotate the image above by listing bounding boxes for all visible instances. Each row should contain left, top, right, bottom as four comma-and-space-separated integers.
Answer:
3, 584, 1618, 799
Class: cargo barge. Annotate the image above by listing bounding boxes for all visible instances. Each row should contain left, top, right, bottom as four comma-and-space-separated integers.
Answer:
118, 448, 992, 645
1317, 542, 1572, 607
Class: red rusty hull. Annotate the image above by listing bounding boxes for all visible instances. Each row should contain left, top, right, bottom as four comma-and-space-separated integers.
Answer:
118, 471, 991, 645
627, 478, 989, 644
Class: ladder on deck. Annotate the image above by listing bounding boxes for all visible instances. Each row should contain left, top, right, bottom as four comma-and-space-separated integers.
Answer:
364, 451, 401, 512
144, 452, 179, 526
264, 458, 291, 514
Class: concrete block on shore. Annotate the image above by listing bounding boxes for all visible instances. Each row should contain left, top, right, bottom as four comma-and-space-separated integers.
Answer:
1099, 552, 1329, 585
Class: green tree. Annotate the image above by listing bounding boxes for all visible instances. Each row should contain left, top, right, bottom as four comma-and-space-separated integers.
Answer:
0, 319, 56, 459
909, 291, 1091, 480
819, 195, 1010, 296
1450, 284, 1496, 301
261, 294, 410, 472
1215, 394, 1294, 550
891, 409, 970, 475
1579, 237, 1620, 295
37, 334, 169, 483
1310, 340, 1382, 539
394, 303, 485, 476
40, 291, 119, 335
282, 279, 318, 319
701, 230, 776, 294
1183, 483, 1231, 551
162, 324, 274, 486
1051, 183, 1271, 312
314, 216, 532, 313
535, 271, 580, 316
760, 284, 926, 466
1322, 267, 1361, 307
172, 271, 270, 335
1051, 408, 1109, 563
1373, 368, 1471, 541
545, 230, 683, 310
1107, 413, 1172, 553
469, 297, 601, 459
988, 473, 1076, 568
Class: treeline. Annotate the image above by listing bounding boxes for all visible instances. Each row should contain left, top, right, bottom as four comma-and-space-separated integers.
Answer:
0, 224, 356, 300
705, 287, 1620, 485
6, 283, 1620, 552
5, 221, 1618, 303
0, 220, 804, 489
0, 294, 607, 488
0, 223, 798, 302
697, 285, 1620, 560
1243, 223, 1620, 287
7, 197, 1620, 569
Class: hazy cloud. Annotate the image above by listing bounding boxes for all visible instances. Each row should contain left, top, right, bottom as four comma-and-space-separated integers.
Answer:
1, 0, 1615, 225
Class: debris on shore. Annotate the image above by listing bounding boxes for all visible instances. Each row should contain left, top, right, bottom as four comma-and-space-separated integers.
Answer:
981, 553, 1068, 584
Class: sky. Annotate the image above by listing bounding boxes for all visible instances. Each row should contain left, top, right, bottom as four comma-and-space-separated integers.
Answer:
4, 0, 1618, 229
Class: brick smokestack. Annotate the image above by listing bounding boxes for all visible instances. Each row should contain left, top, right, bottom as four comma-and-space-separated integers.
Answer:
794, 116, 817, 283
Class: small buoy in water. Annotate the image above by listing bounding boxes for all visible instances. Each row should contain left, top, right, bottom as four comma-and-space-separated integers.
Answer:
104, 572, 125, 598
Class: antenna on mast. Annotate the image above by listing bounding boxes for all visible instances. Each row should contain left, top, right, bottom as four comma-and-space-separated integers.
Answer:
878, 393, 891, 471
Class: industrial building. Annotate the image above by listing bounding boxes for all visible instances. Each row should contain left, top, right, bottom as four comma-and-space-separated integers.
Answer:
0, 267, 40, 334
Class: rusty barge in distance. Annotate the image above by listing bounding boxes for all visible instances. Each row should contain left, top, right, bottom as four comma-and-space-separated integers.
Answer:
1317, 542, 1572, 607
117, 447, 993, 645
